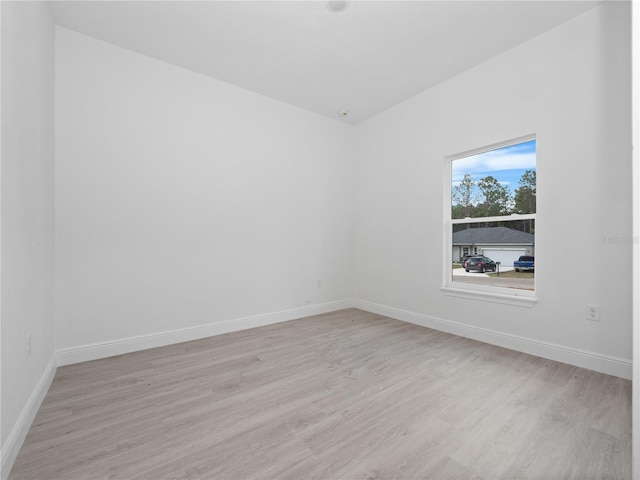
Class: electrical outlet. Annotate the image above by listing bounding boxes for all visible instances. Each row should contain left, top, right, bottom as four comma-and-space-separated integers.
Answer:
26, 333, 32, 357
586, 305, 600, 322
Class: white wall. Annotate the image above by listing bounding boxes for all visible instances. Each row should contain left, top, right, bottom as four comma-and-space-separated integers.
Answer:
55, 2, 632, 374
353, 2, 632, 372
1, 0, 56, 475
632, 0, 639, 475
54, 28, 353, 353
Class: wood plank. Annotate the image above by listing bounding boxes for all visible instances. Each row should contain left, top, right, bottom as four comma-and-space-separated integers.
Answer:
9, 309, 631, 479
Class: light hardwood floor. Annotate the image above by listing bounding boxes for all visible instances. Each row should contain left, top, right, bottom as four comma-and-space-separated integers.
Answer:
10, 309, 631, 479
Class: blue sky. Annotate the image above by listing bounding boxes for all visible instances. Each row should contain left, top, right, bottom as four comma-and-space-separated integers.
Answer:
451, 139, 536, 198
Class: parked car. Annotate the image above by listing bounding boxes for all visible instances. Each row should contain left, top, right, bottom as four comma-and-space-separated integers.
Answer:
513, 255, 535, 272
460, 255, 473, 267
464, 256, 496, 273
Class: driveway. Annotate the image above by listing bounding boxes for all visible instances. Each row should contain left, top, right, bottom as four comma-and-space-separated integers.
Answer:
452, 265, 514, 277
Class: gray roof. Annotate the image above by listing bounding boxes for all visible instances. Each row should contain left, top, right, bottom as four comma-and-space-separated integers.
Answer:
452, 226, 534, 245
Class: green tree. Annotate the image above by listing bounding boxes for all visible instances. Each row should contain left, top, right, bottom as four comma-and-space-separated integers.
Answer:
451, 173, 477, 219
514, 169, 536, 214
514, 169, 536, 233
477, 175, 512, 217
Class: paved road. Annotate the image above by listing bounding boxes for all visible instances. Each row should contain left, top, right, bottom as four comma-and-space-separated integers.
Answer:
453, 265, 514, 277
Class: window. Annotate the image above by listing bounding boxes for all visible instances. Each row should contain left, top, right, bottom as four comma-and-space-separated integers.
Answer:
444, 135, 537, 305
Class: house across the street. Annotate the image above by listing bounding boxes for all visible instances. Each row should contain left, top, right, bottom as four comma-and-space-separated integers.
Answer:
452, 226, 534, 266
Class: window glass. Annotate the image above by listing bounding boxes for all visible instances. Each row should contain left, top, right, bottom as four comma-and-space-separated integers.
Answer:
449, 138, 536, 293
452, 219, 535, 291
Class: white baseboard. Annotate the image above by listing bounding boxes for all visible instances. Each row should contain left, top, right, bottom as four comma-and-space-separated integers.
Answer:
1, 354, 57, 480
56, 299, 354, 366
354, 299, 632, 380
56, 298, 632, 379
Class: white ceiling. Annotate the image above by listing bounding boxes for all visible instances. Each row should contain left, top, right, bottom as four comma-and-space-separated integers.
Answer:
51, 1, 602, 124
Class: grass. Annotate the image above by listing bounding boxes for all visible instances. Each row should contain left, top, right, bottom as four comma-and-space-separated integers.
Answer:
487, 270, 534, 279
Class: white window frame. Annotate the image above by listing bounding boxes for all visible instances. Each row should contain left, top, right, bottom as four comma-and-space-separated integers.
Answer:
442, 134, 537, 307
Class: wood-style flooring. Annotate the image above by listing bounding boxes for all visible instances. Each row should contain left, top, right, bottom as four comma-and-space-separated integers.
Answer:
9, 309, 631, 479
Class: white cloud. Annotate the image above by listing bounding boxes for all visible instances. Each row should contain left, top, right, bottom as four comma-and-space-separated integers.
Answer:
451, 150, 536, 180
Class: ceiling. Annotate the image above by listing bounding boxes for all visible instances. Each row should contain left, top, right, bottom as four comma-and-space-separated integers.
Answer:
51, 1, 602, 124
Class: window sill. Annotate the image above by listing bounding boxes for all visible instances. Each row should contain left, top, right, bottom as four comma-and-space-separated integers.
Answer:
441, 285, 537, 307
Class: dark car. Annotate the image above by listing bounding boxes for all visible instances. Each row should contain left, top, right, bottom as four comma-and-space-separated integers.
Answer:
464, 255, 496, 273
460, 255, 474, 267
